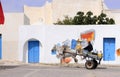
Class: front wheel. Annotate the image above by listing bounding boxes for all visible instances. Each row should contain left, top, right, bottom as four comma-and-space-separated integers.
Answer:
85, 60, 98, 69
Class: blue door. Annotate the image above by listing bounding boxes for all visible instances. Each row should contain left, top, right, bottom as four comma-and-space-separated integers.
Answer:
103, 38, 115, 61
0, 35, 1, 59
28, 41, 39, 63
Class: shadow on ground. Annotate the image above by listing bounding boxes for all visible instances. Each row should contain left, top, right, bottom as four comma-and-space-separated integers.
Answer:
59, 64, 107, 70
0, 65, 20, 70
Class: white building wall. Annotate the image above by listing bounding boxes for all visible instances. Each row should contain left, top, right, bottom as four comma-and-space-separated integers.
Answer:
24, 2, 53, 25
22, 0, 120, 25
19, 25, 120, 64
104, 10, 120, 25
52, 0, 102, 23
0, 13, 24, 61
19, 25, 45, 63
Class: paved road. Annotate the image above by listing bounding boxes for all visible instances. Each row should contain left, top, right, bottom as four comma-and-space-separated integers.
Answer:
0, 64, 120, 77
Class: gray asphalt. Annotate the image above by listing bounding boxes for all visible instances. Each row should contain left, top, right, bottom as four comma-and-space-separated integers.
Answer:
0, 64, 120, 77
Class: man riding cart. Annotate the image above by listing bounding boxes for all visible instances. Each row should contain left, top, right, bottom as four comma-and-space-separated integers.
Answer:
51, 30, 102, 69
51, 39, 102, 69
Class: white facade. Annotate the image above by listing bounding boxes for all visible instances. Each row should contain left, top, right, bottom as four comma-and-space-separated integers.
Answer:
24, 2, 53, 25
1, 0, 120, 65
0, 13, 24, 61
104, 10, 120, 25
22, 0, 120, 25
19, 25, 120, 65
52, 0, 103, 23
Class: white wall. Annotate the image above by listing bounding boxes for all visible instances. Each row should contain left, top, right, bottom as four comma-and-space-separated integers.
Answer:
24, 2, 53, 25
19, 25, 120, 64
19, 25, 45, 63
0, 13, 24, 61
104, 10, 120, 25
52, 0, 102, 23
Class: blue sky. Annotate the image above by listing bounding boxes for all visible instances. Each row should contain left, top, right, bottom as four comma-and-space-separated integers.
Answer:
0, 0, 120, 12
104, 0, 120, 9
1, 0, 52, 12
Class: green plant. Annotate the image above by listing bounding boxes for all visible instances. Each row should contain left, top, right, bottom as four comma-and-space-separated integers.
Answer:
55, 11, 115, 25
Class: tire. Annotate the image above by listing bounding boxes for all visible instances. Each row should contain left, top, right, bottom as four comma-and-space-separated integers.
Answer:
85, 60, 95, 69
93, 60, 98, 69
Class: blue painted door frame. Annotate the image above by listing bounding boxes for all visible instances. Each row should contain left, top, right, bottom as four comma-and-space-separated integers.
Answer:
28, 41, 39, 63
103, 38, 115, 61
0, 35, 1, 59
